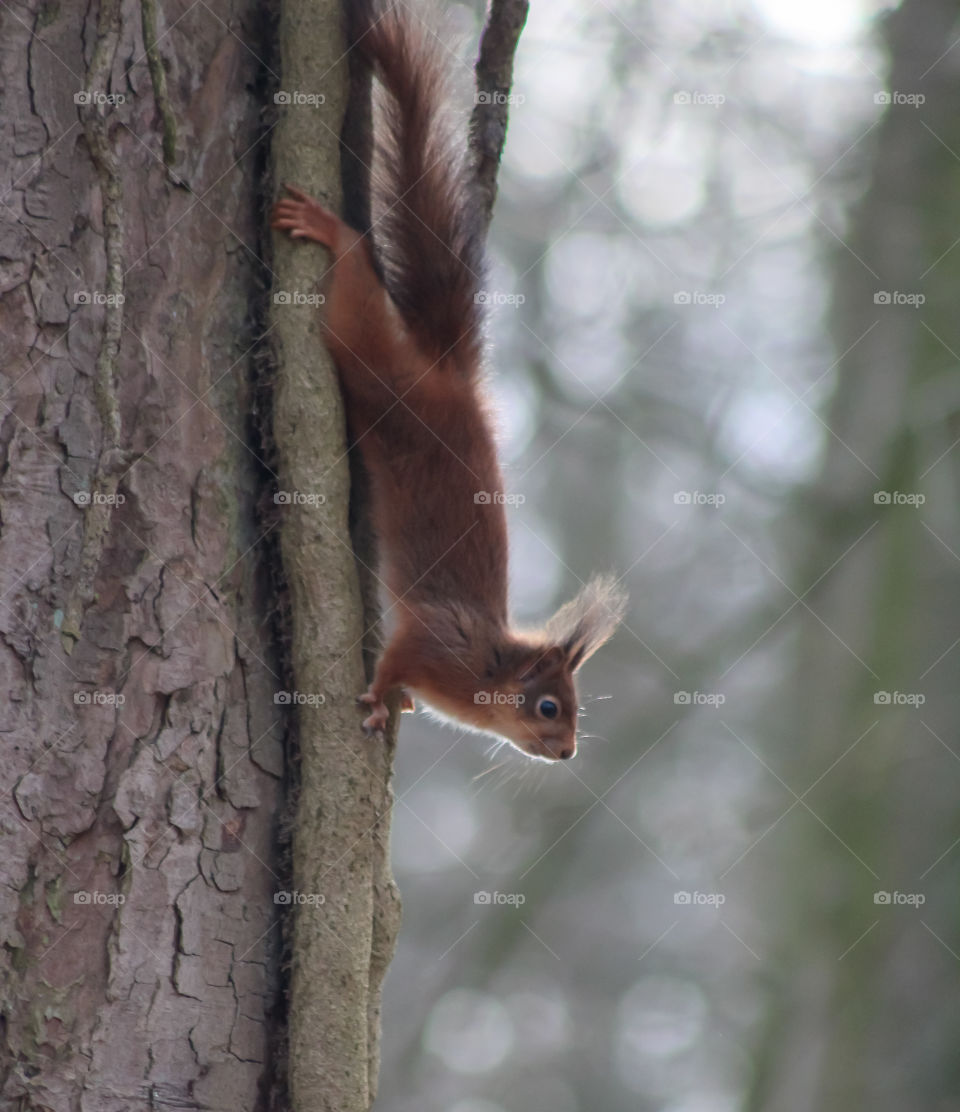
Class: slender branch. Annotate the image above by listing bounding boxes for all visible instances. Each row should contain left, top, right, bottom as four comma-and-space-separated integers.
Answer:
271, 1, 401, 1108
468, 0, 530, 231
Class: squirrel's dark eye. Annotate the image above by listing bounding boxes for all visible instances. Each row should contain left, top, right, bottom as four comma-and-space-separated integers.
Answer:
537, 696, 560, 720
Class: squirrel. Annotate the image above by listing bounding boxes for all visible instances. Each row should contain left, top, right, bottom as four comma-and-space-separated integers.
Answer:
271, 0, 626, 761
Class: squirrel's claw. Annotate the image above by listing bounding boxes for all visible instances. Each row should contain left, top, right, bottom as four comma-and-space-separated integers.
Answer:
357, 691, 389, 734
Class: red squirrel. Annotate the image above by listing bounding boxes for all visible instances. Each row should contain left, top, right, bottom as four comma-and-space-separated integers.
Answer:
271, 0, 626, 761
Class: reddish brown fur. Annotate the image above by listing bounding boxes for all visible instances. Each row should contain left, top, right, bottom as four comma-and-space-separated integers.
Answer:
346, 0, 487, 366
271, 2, 625, 760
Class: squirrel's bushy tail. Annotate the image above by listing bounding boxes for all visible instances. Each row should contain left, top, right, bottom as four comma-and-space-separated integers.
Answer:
346, 0, 487, 367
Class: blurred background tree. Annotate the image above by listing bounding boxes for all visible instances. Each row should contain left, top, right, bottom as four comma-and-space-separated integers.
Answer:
378, 0, 960, 1110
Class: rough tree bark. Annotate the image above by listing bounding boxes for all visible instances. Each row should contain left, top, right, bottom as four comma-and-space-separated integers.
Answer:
0, 0, 402, 1107
0, 0, 291, 1104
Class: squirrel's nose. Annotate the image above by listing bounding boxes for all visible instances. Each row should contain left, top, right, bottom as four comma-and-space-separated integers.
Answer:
557, 744, 575, 760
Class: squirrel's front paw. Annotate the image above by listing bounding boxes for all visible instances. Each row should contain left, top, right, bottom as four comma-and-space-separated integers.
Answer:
357, 691, 389, 735
400, 689, 416, 713
272, 185, 337, 246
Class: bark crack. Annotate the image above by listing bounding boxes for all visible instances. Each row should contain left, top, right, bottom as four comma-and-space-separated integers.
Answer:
26, 5, 49, 143
62, 0, 128, 654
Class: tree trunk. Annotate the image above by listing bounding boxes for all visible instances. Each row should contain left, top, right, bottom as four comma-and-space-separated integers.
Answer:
0, 0, 398, 1108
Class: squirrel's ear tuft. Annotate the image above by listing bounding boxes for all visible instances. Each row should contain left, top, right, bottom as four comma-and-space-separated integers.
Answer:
544, 575, 628, 672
